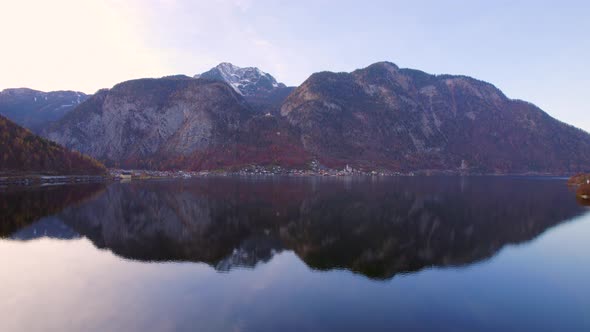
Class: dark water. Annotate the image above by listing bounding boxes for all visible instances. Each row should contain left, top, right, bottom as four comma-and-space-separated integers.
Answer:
1, 177, 589, 332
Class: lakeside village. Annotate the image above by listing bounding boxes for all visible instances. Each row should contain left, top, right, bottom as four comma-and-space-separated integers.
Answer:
5, 161, 588, 191
0, 161, 453, 186
110, 162, 412, 181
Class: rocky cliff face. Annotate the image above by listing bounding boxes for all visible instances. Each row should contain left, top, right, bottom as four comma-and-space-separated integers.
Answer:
281, 62, 590, 173
45, 74, 310, 170
44, 76, 256, 168
0, 88, 89, 133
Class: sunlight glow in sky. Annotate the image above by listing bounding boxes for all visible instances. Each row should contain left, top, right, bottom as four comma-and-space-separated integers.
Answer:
0, 0, 588, 131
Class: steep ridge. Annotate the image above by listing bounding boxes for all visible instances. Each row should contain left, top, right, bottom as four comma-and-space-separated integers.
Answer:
281, 62, 590, 174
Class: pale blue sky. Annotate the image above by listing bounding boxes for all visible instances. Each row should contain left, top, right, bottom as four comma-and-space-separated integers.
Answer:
1, 0, 588, 131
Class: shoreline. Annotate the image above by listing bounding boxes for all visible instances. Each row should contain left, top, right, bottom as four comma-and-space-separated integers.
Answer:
109, 167, 573, 180
0, 168, 577, 187
0, 174, 107, 186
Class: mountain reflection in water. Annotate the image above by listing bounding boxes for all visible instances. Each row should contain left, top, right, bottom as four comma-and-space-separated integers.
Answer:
0, 183, 105, 238
3, 176, 586, 279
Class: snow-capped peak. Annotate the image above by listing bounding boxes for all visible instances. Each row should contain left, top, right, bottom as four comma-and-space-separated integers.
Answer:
195, 62, 286, 96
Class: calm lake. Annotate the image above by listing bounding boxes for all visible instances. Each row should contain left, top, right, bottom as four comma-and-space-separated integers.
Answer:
0, 176, 589, 332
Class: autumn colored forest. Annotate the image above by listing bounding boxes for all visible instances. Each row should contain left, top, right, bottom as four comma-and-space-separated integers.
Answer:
0, 115, 105, 175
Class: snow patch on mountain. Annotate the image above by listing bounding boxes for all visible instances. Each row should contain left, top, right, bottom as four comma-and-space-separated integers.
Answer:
195, 62, 286, 96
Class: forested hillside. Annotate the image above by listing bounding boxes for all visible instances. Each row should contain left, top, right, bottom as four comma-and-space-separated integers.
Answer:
0, 115, 105, 175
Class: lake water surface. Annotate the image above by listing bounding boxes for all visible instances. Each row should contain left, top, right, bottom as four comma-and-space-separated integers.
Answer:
1, 176, 589, 331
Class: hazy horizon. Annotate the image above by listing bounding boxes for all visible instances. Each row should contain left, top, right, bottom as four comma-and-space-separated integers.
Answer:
1, 0, 589, 131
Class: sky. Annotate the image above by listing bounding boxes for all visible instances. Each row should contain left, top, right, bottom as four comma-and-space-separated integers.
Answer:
0, 0, 588, 131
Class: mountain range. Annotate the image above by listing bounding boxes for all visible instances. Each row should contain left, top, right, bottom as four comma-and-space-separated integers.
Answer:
4, 61, 590, 175
0, 88, 88, 133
